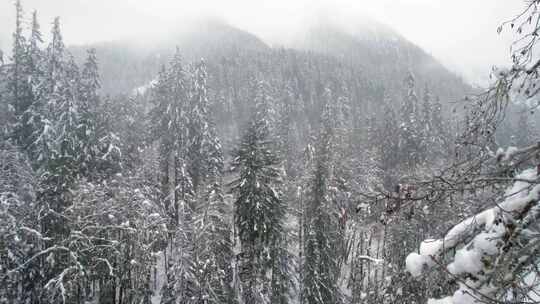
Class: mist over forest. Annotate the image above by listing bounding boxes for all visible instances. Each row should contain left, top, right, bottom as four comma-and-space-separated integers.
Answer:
1, 1, 540, 304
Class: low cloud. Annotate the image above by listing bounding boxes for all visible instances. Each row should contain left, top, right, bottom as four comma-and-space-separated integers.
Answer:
0, 0, 524, 85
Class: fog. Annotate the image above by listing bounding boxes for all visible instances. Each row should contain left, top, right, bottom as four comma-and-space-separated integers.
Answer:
2, 2, 539, 303
0, 0, 526, 85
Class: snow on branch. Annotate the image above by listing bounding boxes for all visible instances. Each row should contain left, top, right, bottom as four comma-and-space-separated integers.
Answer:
406, 167, 540, 304
7, 245, 71, 275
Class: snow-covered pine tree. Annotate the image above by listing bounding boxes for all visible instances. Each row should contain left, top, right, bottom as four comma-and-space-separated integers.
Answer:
8, 0, 34, 147
419, 85, 432, 162
18, 10, 45, 151
63, 168, 167, 304
377, 94, 400, 189
398, 72, 422, 169
76, 48, 121, 180
187, 59, 211, 192
150, 49, 197, 304
48, 53, 81, 181
28, 11, 43, 70
230, 79, 289, 304
8, 0, 25, 118
150, 49, 192, 226
44, 16, 66, 99
0, 142, 41, 304
29, 16, 66, 169
34, 19, 84, 303
276, 80, 301, 180
418, 85, 447, 163
430, 95, 446, 156
192, 137, 236, 304
273, 81, 302, 304
187, 58, 236, 304
78, 48, 100, 176
33, 15, 75, 201
269, 232, 294, 304
302, 88, 342, 304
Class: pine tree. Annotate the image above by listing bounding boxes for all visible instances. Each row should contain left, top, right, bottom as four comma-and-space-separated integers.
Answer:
34, 19, 82, 303
187, 59, 211, 192
276, 81, 300, 179
29, 17, 67, 169
398, 72, 421, 169
8, 0, 34, 146
18, 10, 45, 151
269, 234, 293, 304
78, 48, 102, 177
50, 53, 81, 181
151, 49, 192, 225
189, 59, 236, 304
9, 0, 25, 116
419, 85, 432, 162
193, 157, 236, 304
25, 10, 44, 97
302, 88, 342, 304
430, 96, 446, 147
0, 142, 42, 304
28, 11, 43, 64
230, 80, 289, 304
378, 94, 400, 189
45, 16, 66, 97
150, 49, 197, 304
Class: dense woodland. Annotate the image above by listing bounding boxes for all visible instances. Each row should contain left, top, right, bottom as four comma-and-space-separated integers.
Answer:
1, 1, 540, 304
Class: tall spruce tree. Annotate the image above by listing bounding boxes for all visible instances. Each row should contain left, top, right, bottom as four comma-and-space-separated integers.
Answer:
18, 10, 44, 151
378, 94, 400, 189
398, 72, 421, 169
78, 48, 102, 177
29, 16, 66, 169
187, 59, 211, 192
419, 85, 432, 163
150, 49, 197, 304
8, 0, 35, 146
192, 133, 236, 304
188, 58, 236, 304
230, 80, 289, 304
9, 0, 25, 117
302, 88, 342, 304
430, 96, 446, 149
150, 50, 190, 226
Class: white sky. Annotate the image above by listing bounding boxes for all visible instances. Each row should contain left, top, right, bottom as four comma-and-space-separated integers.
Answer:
0, 0, 527, 85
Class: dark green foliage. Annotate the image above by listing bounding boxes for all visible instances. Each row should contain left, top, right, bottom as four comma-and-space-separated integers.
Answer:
230, 80, 290, 304
302, 90, 344, 304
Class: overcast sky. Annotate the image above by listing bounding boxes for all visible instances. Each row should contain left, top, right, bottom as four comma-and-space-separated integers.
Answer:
0, 0, 527, 85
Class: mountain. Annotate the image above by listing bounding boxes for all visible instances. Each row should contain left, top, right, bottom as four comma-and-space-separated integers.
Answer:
69, 18, 471, 104
69, 19, 269, 94
288, 19, 472, 103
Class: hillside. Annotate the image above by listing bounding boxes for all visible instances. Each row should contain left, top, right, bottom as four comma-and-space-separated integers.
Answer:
289, 20, 472, 102
69, 18, 471, 101
69, 19, 270, 94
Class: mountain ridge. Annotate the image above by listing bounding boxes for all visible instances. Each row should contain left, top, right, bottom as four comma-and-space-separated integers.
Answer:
68, 18, 472, 101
